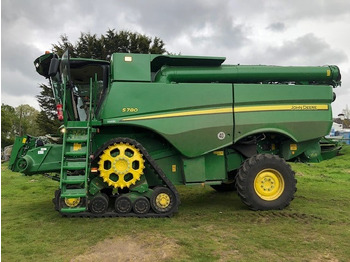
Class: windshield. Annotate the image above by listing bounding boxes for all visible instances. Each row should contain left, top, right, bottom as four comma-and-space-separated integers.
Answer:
50, 50, 109, 121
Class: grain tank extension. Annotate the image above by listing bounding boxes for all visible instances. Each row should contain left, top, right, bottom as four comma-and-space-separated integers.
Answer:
9, 51, 341, 217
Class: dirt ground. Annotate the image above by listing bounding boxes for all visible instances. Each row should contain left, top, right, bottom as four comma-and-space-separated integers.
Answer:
71, 233, 180, 262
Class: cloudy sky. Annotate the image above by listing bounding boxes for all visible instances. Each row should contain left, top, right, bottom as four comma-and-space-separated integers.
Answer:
1, 0, 350, 116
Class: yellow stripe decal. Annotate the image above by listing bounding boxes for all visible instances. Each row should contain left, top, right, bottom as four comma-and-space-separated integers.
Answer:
234, 104, 329, 112
122, 108, 233, 121
121, 104, 328, 121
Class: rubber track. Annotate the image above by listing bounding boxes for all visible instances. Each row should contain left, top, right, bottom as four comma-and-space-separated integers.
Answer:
59, 137, 181, 218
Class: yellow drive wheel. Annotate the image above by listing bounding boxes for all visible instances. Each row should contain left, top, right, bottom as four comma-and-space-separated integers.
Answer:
98, 142, 145, 189
254, 168, 285, 201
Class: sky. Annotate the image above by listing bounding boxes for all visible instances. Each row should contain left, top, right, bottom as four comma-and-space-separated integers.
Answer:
1, 0, 350, 116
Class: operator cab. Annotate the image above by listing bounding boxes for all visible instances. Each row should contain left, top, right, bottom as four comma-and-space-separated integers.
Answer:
35, 50, 109, 122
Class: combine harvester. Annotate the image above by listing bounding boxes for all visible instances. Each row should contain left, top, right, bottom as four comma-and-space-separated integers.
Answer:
9, 50, 341, 217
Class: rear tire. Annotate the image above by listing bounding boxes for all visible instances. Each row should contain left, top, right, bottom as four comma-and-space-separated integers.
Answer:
236, 154, 296, 210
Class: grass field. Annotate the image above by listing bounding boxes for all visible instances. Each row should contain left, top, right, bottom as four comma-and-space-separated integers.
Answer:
2, 146, 350, 261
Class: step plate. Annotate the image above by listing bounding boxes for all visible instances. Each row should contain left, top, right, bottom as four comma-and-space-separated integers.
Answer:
61, 188, 86, 198
60, 207, 87, 213
61, 175, 86, 184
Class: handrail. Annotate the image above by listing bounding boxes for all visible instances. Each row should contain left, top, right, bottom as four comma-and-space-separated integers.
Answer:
89, 78, 93, 122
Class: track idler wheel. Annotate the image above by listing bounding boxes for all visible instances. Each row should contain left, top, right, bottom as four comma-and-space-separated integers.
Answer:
115, 196, 132, 214
133, 197, 150, 214
150, 187, 176, 214
56, 188, 86, 211
89, 194, 109, 214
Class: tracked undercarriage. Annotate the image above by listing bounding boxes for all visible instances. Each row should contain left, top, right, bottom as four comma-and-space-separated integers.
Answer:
54, 137, 180, 217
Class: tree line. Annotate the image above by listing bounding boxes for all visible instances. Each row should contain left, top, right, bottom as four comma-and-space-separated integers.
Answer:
1, 104, 41, 148
1, 30, 166, 149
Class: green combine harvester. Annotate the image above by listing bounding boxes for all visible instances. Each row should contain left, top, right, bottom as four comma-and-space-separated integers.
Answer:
9, 50, 341, 217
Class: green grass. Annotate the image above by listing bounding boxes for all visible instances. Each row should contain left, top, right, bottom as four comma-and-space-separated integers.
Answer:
2, 146, 350, 261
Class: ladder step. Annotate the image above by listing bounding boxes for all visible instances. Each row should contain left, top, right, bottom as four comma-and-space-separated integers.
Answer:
60, 207, 87, 213
66, 126, 89, 130
66, 121, 89, 128
65, 144, 87, 156
62, 161, 86, 170
62, 175, 86, 184
61, 188, 86, 198
66, 136, 88, 143
65, 150, 87, 157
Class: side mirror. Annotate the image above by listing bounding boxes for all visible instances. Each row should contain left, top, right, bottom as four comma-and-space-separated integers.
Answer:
48, 57, 60, 77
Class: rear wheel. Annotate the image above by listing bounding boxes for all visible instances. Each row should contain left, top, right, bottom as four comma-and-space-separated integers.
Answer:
236, 154, 296, 210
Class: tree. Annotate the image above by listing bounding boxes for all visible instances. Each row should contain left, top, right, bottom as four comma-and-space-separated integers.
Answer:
36, 84, 61, 134
1, 104, 40, 148
52, 30, 166, 59
37, 30, 167, 133
14, 105, 40, 137
339, 104, 350, 129
1, 104, 16, 148
342, 104, 350, 119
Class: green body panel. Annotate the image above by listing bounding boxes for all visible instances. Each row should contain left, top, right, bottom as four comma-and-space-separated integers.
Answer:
226, 149, 244, 172
182, 151, 226, 184
183, 157, 206, 182
203, 151, 226, 182
233, 84, 333, 142
110, 53, 226, 82
99, 82, 234, 157
152, 155, 184, 185
111, 53, 152, 82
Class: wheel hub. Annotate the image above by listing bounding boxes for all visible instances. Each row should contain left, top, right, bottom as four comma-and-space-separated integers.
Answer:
254, 168, 285, 201
156, 193, 171, 208
64, 197, 81, 207
113, 157, 130, 175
